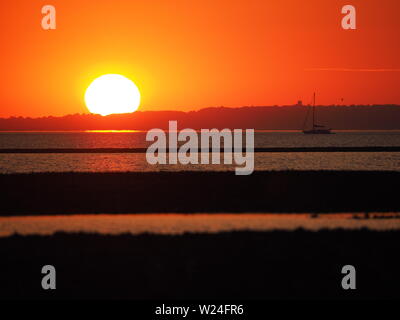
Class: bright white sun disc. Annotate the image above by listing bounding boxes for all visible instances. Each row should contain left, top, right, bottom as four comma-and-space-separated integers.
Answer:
85, 74, 141, 116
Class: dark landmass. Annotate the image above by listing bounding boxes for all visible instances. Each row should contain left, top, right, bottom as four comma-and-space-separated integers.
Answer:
1, 105, 400, 131
1, 171, 399, 215
1, 230, 399, 300
2, 146, 400, 153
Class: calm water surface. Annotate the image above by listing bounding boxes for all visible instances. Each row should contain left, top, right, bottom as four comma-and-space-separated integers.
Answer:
1, 131, 400, 149
1, 213, 400, 237
0, 131, 399, 173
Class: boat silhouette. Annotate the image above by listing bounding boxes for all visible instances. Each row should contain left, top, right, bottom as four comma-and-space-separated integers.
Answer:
302, 93, 333, 134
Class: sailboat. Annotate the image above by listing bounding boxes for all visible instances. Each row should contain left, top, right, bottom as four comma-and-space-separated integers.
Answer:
302, 93, 333, 134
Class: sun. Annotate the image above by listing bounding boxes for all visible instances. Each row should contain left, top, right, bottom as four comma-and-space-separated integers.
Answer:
84, 74, 141, 116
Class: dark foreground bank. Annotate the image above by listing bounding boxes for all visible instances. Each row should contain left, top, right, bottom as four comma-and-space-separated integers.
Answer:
1, 171, 400, 215
0, 229, 399, 300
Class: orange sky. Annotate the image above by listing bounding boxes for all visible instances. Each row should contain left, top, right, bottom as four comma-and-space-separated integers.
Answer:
0, 0, 399, 117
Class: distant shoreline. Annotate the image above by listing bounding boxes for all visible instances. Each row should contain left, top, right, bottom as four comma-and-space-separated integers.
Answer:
2, 105, 400, 131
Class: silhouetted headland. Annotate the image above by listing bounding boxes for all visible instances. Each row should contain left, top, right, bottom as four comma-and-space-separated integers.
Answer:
2, 105, 400, 130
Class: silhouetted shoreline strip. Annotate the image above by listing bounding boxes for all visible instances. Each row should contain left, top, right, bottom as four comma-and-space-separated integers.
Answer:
2, 146, 400, 153
1, 171, 399, 215
2, 105, 400, 131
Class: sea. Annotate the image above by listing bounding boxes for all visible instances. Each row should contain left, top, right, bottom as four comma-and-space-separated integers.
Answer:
0, 130, 400, 173
1, 130, 400, 235
0, 213, 400, 237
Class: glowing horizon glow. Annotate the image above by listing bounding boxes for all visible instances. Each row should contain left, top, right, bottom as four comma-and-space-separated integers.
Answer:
84, 74, 141, 116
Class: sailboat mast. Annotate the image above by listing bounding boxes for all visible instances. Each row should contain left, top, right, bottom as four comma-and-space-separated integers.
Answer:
312, 92, 315, 130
